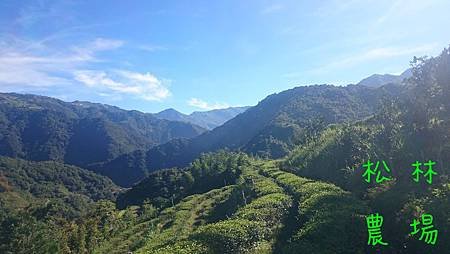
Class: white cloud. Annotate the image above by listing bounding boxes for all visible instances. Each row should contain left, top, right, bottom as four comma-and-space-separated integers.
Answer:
0, 37, 124, 89
74, 70, 171, 101
188, 98, 229, 110
0, 36, 170, 102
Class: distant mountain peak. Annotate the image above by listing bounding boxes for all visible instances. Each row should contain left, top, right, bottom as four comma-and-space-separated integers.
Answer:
357, 68, 412, 88
155, 108, 188, 122
157, 108, 180, 114
155, 106, 251, 130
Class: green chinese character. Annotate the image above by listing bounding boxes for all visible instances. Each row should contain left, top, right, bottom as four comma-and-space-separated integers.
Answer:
362, 160, 392, 183
410, 213, 438, 245
423, 160, 437, 184
411, 160, 437, 184
411, 161, 423, 182
366, 213, 388, 246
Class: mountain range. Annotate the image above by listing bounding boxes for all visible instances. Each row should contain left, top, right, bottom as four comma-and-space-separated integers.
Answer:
98, 82, 402, 185
0, 93, 205, 170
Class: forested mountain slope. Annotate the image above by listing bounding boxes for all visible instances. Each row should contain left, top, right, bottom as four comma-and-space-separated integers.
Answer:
0, 93, 205, 183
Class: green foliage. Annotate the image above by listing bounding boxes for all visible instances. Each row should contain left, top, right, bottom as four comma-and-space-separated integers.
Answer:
234, 193, 292, 230
192, 219, 267, 254
118, 151, 249, 209
132, 186, 235, 254
284, 123, 386, 190
401, 184, 450, 251
183, 164, 291, 254
151, 240, 209, 254
0, 200, 135, 254
261, 166, 369, 254
0, 156, 119, 218
105, 160, 292, 254
0, 157, 129, 254
139, 200, 158, 221
0, 211, 60, 254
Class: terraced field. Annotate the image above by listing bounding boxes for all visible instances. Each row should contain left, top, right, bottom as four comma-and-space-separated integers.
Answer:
96, 160, 369, 254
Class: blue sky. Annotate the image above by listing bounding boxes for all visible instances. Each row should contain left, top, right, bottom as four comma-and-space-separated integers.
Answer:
0, 0, 449, 114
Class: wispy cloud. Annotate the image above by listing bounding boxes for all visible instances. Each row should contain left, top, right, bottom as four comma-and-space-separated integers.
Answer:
260, 4, 284, 15
139, 44, 167, 52
313, 0, 363, 17
281, 43, 441, 83
335, 44, 437, 66
376, 0, 443, 25
71, 38, 124, 61
188, 98, 229, 110
74, 70, 171, 101
13, 0, 79, 32
309, 43, 439, 74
